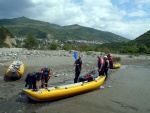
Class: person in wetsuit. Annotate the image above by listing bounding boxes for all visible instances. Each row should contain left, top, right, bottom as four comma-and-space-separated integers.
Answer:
41, 67, 52, 88
25, 71, 49, 90
74, 56, 82, 83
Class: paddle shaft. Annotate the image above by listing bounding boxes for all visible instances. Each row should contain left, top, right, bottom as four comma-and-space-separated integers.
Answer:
0, 63, 20, 71
0, 63, 9, 69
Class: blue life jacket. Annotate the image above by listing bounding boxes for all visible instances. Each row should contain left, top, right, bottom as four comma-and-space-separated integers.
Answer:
41, 68, 50, 77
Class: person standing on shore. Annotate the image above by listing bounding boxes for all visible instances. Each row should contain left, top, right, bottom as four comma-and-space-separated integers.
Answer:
103, 56, 109, 80
74, 55, 82, 83
25, 72, 48, 90
41, 67, 52, 88
97, 55, 104, 76
107, 53, 114, 69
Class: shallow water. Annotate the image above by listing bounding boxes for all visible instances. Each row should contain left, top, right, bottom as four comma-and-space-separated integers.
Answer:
119, 65, 127, 69
105, 64, 150, 113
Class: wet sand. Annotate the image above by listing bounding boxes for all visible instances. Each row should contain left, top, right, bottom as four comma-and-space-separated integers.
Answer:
0, 55, 150, 113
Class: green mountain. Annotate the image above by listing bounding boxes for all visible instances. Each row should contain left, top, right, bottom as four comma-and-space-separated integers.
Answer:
99, 30, 150, 54
60, 24, 128, 42
0, 17, 129, 43
132, 30, 150, 48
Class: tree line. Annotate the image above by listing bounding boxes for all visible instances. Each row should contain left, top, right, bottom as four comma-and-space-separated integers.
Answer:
1, 26, 150, 55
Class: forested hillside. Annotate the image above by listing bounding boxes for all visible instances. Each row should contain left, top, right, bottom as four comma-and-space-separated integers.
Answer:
132, 30, 150, 48
0, 17, 129, 43
98, 30, 150, 54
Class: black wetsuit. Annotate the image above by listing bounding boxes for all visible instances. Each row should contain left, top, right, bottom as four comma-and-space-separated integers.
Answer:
103, 60, 109, 80
74, 59, 82, 83
97, 58, 104, 76
25, 72, 42, 89
41, 68, 50, 87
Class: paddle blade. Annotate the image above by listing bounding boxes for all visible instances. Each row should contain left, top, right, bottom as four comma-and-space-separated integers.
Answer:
73, 52, 77, 60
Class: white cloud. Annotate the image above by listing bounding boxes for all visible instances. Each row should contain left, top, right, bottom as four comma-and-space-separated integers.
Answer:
128, 10, 148, 17
30, 0, 125, 26
1, 0, 150, 39
133, 0, 150, 4
22, 0, 150, 39
106, 18, 150, 39
120, 0, 150, 4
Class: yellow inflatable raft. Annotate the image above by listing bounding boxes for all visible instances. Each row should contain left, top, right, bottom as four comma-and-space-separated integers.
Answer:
113, 63, 121, 69
5, 60, 25, 79
23, 76, 106, 101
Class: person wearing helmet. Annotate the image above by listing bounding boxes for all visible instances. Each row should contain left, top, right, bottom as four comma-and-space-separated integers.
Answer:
103, 56, 109, 80
25, 72, 46, 90
41, 67, 52, 88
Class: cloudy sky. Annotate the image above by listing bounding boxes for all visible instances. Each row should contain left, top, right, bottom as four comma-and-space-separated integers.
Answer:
0, 0, 150, 40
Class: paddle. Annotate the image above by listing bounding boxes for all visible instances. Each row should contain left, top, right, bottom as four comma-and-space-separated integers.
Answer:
0, 62, 20, 71
73, 51, 77, 60
0, 63, 9, 69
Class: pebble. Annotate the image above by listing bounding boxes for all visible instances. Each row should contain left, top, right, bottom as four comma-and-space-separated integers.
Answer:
108, 86, 112, 88
100, 86, 104, 89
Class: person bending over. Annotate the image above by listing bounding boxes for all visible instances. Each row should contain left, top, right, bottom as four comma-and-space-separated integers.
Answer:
25, 71, 49, 90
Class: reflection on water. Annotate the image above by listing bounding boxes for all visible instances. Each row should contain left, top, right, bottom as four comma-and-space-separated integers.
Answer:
128, 63, 150, 68
119, 64, 150, 69
114, 63, 150, 70
119, 65, 127, 70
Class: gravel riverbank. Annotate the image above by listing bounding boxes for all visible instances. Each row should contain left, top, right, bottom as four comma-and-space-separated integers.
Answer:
0, 49, 150, 113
